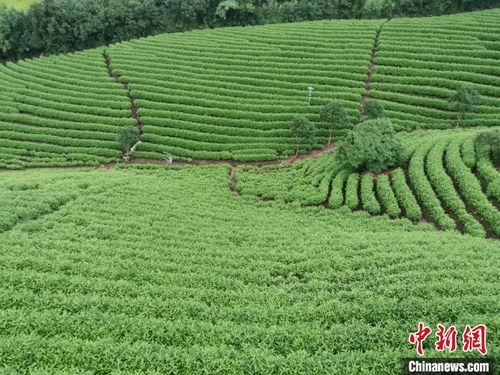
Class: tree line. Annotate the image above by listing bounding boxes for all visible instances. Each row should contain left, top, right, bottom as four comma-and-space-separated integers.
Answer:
1, 0, 499, 62
289, 85, 486, 173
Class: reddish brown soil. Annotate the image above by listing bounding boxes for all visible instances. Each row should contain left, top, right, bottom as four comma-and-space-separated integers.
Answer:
129, 143, 335, 168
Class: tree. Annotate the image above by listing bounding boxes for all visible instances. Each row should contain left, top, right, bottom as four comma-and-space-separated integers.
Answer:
450, 86, 481, 127
337, 118, 403, 174
477, 129, 500, 166
117, 126, 140, 153
362, 99, 384, 120
319, 101, 350, 143
289, 117, 316, 156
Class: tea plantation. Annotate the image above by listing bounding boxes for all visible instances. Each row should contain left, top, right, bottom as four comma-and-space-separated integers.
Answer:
0, 166, 498, 374
0, 6, 499, 375
1, 8, 500, 166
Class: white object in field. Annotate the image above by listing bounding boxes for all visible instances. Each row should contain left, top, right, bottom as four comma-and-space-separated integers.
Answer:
307, 86, 315, 104
163, 151, 173, 164
130, 141, 142, 153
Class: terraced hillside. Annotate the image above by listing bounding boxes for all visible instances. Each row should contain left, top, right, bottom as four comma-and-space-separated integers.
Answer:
0, 166, 498, 374
237, 129, 500, 238
0, 8, 499, 168
371, 10, 500, 130
0, 50, 131, 168
107, 19, 379, 161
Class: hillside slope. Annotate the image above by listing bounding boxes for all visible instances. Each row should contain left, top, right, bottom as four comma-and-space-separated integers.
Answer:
237, 129, 500, 238
0, 166, 498, 373
0, 8, 499, 168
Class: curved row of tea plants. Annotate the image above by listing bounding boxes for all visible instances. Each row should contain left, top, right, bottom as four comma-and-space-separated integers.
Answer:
237, 129, 500, 237
372, 8, 500, 131
0, 166, 498, 374
0, 50, 130, 169
106, 19, 381, 161
1, 9, 500, 166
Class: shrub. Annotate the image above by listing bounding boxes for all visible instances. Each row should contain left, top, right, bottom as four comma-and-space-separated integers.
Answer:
344, 173, 360, 210
319, 101, 350, 143
449, 86, 481, 127
289, 117, 316, 156
360, 173, 380, 215
117, 126, 140, 152
477, 129, 500, 166
337, 118, 403, 174
329, 169, 349, 208
390, 168, 422, 221
376, 175, 401, 218
363, 99, 384, 120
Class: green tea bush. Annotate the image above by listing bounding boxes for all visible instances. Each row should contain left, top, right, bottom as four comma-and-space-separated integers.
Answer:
360, 173, 381, 215
390, 168, 422, 221
319, 101, 350, 142
117, 126, 140, 153
337, 118, 403, 174
376, 175, 401, 218
362, 99, 385, 120
477, 129, 500, 166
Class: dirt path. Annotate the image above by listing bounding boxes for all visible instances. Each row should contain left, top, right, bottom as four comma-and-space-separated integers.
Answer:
0, 143, 335, 173
358, 20, 390, 122
103, 51, 144, 134
129, 143, 335, 168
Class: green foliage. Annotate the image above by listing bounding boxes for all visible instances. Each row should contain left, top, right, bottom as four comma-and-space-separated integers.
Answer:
0, 0, 37, 9
289, 117, 316, 155
117, 126, 140, 152
362, 99, 385, 120
449, 86, 481, 126
0, 166, 498, 373
328, 169, 349, 208
337, 118, 403, 174
460, 136, 476, 169
360, 173, 381, 214
390, 168, 422, 221
2, 0, 499, 61
319, 101, 350, 142
361, 0, 396, 18
445, 138, 500, 236
344, 173, 360, 210
476, 139, 500, 200
408, 138, 456, 231
215, 0, 259, 25
376, 175, 401, 218
237, 129, 498, 237
426, 138, 485, 237
1, 10, 500, 168
477, 129, 500, 166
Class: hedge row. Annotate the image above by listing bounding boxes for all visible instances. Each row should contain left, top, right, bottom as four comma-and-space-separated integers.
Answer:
445, 138, 500, 236
344, 173, 360, 210
408, 140, 456, 231
360, 173, 380, 215
426, 138, 485, 237
376, 175, 401, 218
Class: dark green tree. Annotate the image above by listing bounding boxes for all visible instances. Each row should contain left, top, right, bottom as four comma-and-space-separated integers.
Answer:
337, 118, 403, 174
477, 129, 500, 166
319, 101, 350, 143
450, 86, 481, 127
289, 117, 316, 156
362, 99, 384, 120
117, 126, 140, 153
